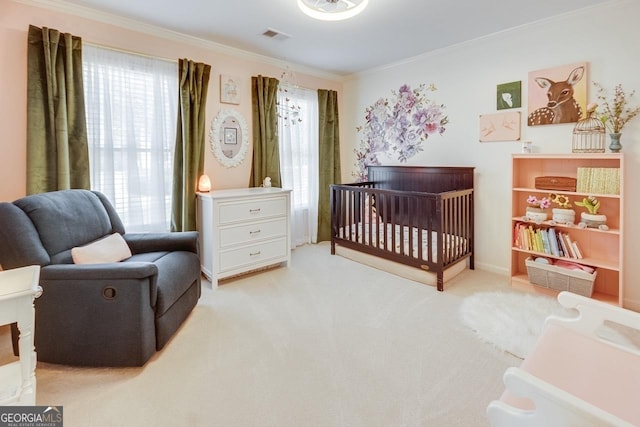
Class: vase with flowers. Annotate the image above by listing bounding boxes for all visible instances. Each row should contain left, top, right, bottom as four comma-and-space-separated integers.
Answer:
549, 193, 575, 225
524, 195, 550, 223
593, 82, 640, 153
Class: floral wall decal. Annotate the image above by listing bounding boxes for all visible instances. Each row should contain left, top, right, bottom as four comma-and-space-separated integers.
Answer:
353, 84, 448, 181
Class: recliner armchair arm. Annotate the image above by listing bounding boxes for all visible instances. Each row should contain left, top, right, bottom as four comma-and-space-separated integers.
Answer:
41, 262, 160, 309
123, 232, 199, 255
41, 262, 158, 280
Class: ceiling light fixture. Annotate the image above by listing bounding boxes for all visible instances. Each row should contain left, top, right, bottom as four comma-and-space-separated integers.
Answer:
297, 0, 369, 21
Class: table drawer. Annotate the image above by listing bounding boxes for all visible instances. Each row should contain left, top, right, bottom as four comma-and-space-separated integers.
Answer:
219, 238, 287, 272
218, 197, 287, 224
219, 217, 287, 248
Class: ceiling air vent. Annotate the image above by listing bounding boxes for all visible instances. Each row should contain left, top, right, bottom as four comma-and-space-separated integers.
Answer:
262, 28, 291, 41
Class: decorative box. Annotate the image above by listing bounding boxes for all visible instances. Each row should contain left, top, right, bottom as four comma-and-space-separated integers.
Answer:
534, 176, 577, 192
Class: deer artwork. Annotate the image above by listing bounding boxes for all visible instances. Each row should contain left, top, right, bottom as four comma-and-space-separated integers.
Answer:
527, 66, 585, 126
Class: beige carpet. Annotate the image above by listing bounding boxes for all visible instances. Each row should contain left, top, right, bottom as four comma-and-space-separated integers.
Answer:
1, 242, 519, 426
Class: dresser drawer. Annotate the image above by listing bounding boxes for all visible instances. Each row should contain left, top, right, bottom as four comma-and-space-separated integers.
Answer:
219, 238, 288, 272
219, 217, 287, 248
218, 197, 287, 224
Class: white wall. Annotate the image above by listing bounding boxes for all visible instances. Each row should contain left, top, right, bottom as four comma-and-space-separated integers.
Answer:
342, 0, 640, 309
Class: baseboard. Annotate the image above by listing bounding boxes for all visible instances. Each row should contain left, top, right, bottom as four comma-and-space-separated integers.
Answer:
475, 262, 509, 276
623, 297, 640, 313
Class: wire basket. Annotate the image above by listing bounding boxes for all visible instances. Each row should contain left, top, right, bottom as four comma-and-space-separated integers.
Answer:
572, 112, 605, 153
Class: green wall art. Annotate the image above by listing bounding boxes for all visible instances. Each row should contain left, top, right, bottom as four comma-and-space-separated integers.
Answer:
497, 81, 522, 110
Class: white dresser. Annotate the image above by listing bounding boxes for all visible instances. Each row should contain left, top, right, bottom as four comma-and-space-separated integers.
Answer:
197, 188, 291, 286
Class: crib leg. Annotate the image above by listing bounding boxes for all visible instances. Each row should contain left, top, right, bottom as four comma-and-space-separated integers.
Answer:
437, 273, 443, 292
331, 240, 335, 255
470, 253, 475, 270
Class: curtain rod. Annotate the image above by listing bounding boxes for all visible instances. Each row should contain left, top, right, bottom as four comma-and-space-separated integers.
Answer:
83, 41, 177, 64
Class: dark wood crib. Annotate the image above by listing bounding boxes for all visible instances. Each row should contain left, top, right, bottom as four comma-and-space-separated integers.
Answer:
330, 166, 475, 291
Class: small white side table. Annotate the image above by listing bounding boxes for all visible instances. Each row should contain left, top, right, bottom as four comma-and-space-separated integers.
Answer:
0, 266, 42, 406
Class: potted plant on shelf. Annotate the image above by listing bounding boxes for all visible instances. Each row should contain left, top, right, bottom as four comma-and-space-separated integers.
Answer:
524, 195, 550, 223
575, 196, 608, 230
549, 193, 575, 225
593, 82, 640, 152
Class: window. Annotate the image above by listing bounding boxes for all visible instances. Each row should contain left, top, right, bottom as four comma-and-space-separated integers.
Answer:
82, 45, 178, 232
278, 84, 319, 246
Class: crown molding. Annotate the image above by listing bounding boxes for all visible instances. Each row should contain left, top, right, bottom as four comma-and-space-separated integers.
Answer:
12, 0, 343, 82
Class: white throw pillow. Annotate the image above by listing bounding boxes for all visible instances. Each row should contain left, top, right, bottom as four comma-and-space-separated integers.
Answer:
71, 233, 132, 264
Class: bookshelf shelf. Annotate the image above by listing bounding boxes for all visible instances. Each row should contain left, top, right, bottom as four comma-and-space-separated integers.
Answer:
513, 187, 621, 200
511, 154, 624, 306
510, 217, 620, 235
511, 247, 619, 271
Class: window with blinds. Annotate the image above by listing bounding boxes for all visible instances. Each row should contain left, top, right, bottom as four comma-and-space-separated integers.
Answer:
82, 45, 178, 232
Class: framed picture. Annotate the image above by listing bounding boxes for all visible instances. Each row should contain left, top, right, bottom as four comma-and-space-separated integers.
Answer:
224, 127, 238, 145
497, 81, 521, 110
527, 62, 588, 126
479, 111, 521, 142
220, 74, 240, 104
210, 109, 249, 167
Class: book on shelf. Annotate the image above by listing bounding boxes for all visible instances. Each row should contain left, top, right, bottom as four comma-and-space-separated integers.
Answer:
564, 233, 577, 258
514, 223, 522, 248
562, 233, 585, 259
513, 223, 521, 248
557, 231, 570, 258
576, 167, 620, 195
526, 225, 534, 251
513, 223, 585, 260
534, 229, 544, 253
572, 241, 584, 259
547, 228, 560, 257
521, 224, 530, 250
540, 229, 551, 254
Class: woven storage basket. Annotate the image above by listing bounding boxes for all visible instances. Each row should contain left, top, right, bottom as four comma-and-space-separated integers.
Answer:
525, 258, 596, 297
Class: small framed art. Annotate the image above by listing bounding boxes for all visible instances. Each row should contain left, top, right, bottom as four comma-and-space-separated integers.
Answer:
224, 127, 238, 145
479, 111, 521, 142
220, 74, 240, 104
497, 81, 521, 110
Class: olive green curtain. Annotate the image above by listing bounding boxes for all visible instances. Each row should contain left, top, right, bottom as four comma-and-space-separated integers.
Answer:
26, 25, 89, 194
317, 89, 341, 242
171, 59, 211, 232
250, 76, 281, 187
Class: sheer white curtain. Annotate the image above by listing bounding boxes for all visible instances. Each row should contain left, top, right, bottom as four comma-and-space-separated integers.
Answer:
82, 45, 178, 232
278, 84, 319, 246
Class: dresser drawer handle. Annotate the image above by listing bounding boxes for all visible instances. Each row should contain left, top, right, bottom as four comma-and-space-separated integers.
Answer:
249, 208, 261, 214
249, 251, 261, 257
249, 229, 261, 235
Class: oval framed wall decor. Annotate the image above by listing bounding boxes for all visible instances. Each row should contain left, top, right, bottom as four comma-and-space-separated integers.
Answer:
209, 109, 249, 168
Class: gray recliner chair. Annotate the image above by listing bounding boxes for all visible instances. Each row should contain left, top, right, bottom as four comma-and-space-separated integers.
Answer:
0, 189, 201, 367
